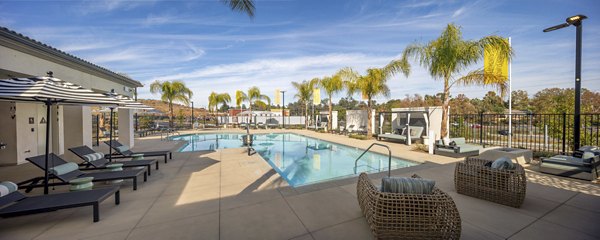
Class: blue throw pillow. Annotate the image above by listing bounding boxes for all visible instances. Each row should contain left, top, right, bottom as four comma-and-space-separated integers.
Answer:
491, 157, 516, 170
49, 162, 79, 176
381, 177, 435, 194
0, 181, 18, 197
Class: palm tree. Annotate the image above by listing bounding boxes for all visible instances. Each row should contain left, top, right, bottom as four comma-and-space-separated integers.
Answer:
149, 80, 193, 128
235, 90, 248, 122
239, 86, 270, 124
222, 0, 255, 18
319, 70, 347, 132
400, 23, 513, 138
208, 92, 231, 125
292, 80, 313, 129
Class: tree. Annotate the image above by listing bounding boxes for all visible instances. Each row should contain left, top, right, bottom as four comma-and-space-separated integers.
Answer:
208, 92, 231, 126
237, 86, 270, 124
511, 90, 530, 111
400, 23, 513, 138
481, 91, 505, 113
319, 69, 348, 132
292, 80, 313, 129
222, 0, 255, 18
449, 94, 477, 114
149, 80, 193, 128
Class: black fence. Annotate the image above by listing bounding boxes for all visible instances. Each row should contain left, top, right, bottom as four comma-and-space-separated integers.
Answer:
449, 113, 600, 155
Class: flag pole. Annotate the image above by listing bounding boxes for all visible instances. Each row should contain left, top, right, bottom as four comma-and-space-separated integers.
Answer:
508, 37, 513, 148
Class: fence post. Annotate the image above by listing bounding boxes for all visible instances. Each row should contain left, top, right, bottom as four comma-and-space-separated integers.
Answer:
544, 124, 548, 150
562, 112, 566, 154
479, 112, 484, 146
96, 114, 100, 146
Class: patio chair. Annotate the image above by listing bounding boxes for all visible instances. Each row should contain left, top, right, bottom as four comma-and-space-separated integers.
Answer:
539, 147, 600, 181
434, 137, 482, 158
104, 140, 172, 164
69, 145, 158, 176
356, 125, 367, 134
454, 157, 526, 208
23, 154, 146, 191
342, 124, 355, 135
357, 173, 461, 239
0, 184, 120, 222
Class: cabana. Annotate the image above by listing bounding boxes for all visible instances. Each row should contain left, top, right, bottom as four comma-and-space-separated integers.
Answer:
377, 106, 445, 145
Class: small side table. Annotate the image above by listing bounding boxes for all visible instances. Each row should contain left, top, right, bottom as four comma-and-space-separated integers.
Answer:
69, 177, 94, 191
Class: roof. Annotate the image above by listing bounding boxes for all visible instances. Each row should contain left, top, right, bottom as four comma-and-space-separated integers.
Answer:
0, 26, 143, 87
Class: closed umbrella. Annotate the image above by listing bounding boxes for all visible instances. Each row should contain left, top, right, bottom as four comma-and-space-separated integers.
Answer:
0, 73, 120, 194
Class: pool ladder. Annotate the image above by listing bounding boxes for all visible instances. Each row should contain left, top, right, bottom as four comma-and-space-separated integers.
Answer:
353, 143, 392, 177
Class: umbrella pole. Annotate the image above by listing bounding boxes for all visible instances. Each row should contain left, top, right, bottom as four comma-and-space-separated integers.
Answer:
43, 101, 51, 195
109, 107, 114, 162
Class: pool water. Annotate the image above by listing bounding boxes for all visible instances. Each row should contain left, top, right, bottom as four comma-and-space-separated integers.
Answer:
172, 133, 418, 187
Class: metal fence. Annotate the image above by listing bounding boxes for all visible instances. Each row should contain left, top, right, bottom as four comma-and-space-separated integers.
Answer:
449, 113, 600, 155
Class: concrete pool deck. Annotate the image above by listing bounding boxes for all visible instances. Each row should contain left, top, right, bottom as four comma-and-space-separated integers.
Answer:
1, 129, 599, 239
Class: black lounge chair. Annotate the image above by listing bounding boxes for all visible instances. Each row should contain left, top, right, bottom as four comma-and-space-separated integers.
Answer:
104, 140, 172, 164
69, 145, 158, 176
22, 154, 146, 191
0, 186, 120, 222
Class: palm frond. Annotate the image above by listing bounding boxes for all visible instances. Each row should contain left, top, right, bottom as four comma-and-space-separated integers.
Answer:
221, 0, 255, 18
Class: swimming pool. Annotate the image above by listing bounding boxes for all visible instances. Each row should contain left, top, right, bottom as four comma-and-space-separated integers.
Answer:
172, 133, 418, 187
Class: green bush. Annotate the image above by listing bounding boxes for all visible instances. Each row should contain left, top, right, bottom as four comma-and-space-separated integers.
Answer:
349, 134, 368, 140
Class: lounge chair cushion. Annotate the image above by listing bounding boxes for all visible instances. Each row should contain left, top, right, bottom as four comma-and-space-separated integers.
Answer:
116, 145, 129, 153
50, 162, 79, 176
452, 138, 466, 145
82, 153, 104, 163
491, 157, 516, 170
0, 181, 18, 197
582, 151, 597, 163
381, 177, 435, 194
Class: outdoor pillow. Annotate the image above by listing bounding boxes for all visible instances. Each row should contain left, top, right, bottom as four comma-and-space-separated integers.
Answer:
116, 145, 130, 153
381, 177, 435, 194
582, 151, 596, 164
449, 141, 457, 146
49, 162, 79, 176
491, 157, 516, 170
82, 152, 104, 163
0, 181, 18, 197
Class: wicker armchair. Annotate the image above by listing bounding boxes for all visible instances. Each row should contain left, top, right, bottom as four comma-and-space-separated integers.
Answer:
454, 158, 526, 208
357, 173, 461, 240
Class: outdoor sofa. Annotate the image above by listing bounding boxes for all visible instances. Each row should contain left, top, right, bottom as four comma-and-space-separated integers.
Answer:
0, 184, 119, 222
23, 154, 146, 191
434, 137, 482, 158
455, 157, 526, 208
104, 140, 172, 164
539, 146, 600, 181
377, 126, 424, 144
69, 145, 158, 176
357, 173, 461, 239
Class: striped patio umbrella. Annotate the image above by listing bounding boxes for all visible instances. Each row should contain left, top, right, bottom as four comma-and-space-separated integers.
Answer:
0, 74, 121, 194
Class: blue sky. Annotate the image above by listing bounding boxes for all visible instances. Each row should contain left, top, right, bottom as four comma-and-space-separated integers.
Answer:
1, 0, 599, 107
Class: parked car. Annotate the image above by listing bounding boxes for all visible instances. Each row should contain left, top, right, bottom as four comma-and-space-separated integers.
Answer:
470, 124, 481, 129
498, 130, 509, 136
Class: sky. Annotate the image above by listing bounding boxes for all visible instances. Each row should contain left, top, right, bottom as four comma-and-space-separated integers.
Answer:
1, 0, 599, 108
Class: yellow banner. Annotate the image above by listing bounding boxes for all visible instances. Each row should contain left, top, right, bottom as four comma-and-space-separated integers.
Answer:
274, 89, 281, 105
484, 38, 509, 81
313, 88, 321, 105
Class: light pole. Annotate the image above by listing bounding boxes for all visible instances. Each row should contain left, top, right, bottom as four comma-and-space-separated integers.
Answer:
281, 90, 286, 129
544, 14, 587, 151
191, 101, 194, 129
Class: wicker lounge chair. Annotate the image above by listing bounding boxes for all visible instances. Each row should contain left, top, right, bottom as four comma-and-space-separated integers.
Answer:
357, 173, 461, 239
23, 154, 146, 191
104, 140, 172, 163
0, 186, 119, 222
454, 158, 526, 208
69, 145, 159, 176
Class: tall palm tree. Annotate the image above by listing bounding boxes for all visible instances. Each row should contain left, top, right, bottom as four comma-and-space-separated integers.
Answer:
240, 86, 270, 124
292, 80, 313, 129
235, 90, 248, 122
319, 70, 347, 132
400, 23, 513, 138
149, 80, 193, 128
222, 0, 255, 18
208, 92, 231, 125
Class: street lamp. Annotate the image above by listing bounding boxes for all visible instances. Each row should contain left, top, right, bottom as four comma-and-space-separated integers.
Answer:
543, 14, 587, 151
281, 90, 286, 129
191, 101, 194, 129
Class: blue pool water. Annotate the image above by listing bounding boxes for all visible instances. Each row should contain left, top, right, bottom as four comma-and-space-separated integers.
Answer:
171, 133, 418, 187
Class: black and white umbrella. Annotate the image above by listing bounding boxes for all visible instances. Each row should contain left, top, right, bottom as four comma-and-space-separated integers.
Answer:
0, 73, 121, 194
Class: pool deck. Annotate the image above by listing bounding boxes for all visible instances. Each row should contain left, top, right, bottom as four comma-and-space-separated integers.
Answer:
1, 129, 599, 240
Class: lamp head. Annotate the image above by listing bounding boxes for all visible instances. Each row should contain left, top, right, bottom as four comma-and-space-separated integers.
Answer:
566, 15, 587, 25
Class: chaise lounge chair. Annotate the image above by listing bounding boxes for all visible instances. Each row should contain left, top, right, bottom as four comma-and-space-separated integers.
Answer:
0, 184, 120, 222
69, 145, 158, 176
23, 154, 146, 191
434, 137, 482, 158
540, 146, 600, 181
378, 126, 424, 144
104, 140, 172, 164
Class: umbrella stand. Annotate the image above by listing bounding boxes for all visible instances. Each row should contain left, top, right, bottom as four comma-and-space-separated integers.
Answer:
108, 107, 114, 162
43, 100, 51, 195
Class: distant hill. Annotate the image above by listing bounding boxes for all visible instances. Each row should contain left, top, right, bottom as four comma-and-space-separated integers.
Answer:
139, 99, 208, 117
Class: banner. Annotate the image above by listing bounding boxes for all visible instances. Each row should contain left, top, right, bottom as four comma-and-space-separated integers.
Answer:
274, 89, 281, 105
484, 38, 509, 81
313, 88, 321, 105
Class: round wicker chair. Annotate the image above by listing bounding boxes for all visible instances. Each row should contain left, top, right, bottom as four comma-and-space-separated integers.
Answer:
357, 173, 461, 240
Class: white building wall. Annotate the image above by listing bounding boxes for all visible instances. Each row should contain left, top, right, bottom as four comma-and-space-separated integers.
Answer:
118, 108, 135, 148
63, 106, 92, 161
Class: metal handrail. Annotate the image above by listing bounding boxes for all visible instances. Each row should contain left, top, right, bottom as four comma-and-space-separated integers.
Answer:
354, 143, 393, 177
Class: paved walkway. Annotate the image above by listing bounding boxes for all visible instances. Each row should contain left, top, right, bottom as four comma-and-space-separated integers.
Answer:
1, 129, 599, 240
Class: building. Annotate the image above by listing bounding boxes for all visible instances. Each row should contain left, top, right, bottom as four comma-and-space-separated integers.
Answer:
0, 27, 143, 165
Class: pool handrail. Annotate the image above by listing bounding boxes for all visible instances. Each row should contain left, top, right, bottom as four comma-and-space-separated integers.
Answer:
354, 143, 393, 177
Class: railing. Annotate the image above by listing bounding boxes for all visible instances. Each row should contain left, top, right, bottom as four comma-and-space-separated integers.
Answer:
354, 143, 392, 177
449, 113, 600, 155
